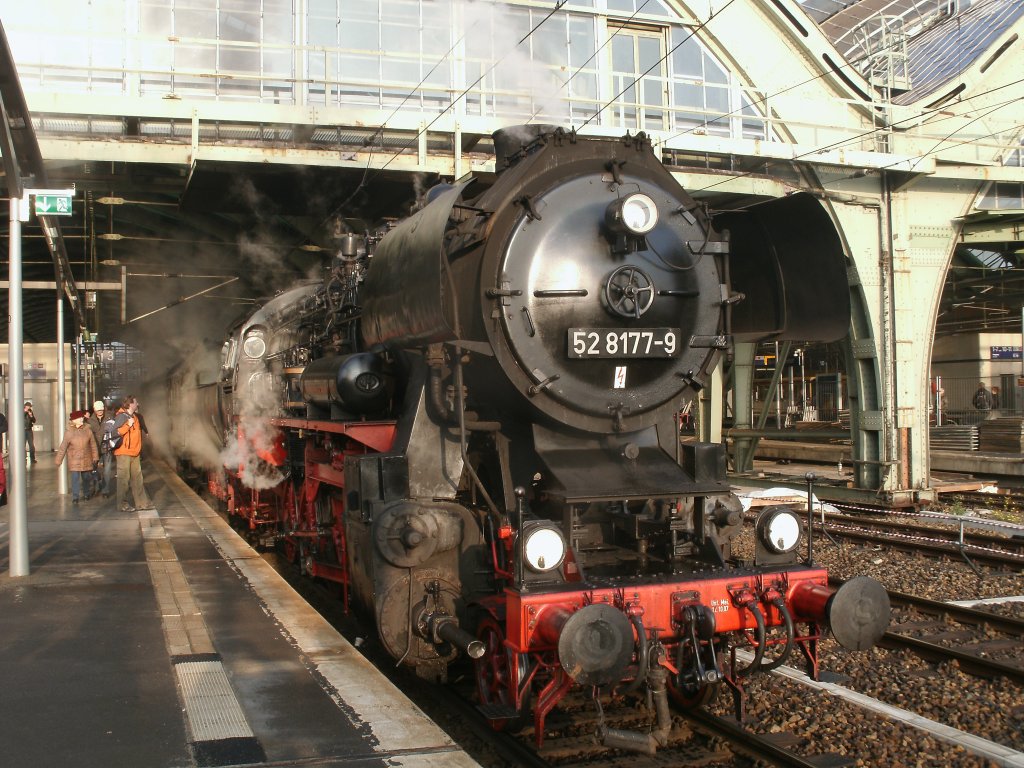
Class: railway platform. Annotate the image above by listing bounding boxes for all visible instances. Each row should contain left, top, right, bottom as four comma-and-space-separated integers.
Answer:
0, 456, 480, 768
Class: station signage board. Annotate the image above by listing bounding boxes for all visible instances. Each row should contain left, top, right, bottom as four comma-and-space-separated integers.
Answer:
990, 346, 1021, 360
34, 194, 73, 216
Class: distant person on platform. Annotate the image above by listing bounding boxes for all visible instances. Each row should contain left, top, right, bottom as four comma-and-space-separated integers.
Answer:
55, 410, 98, 504
24, 400, 37, 464
973, 382, 993, 412
0, 411, 7, 506
87, 400, 113, 498
114, 395, 154, 513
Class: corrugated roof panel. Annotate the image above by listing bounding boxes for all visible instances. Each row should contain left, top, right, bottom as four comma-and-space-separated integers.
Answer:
894, 0, 1024, 104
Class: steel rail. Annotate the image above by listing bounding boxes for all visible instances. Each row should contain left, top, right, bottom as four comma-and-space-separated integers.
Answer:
815, 526, 1024, 569
828, 578, 1024, 684
681, 708, 826, 768
886, 589, 1024, 637
878, 632, 1024, 685
821, 511, 1024, 554
829, 579, 1024, 637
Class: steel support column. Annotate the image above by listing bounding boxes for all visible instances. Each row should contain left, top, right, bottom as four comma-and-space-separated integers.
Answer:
8, 197, 29, 576
56, 295, 68, 495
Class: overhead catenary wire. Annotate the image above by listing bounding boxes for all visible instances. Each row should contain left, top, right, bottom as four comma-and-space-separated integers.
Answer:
307, 0, 570, 245
374, 0, 570, 175
522, 0, 655, 123
527, 1, 1021, 173
579, 0, 742, 130
335, 25, 480, 225
687, 80, 1024, 198
316, 1, 1021, 229
515, 0, 1024, 197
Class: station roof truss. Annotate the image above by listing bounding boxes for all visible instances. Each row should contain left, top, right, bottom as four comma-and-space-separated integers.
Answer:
2, 1, 1023, 347
797, 0, 1024, 105
937, 209, 1024, 336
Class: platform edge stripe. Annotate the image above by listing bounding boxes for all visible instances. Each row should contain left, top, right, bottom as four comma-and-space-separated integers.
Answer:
227, 550, 464, 753
154, 459, 471, 758
175, 660, 256, 741
359, 749, 488, 767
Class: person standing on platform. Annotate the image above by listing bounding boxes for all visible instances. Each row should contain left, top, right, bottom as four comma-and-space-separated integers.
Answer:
86, 400, 111, 499
55, 410, 98, 504
973, 382, 993, 412
24, 400, 37, 464
114, 395, 154, 513
0, 411, 7, 506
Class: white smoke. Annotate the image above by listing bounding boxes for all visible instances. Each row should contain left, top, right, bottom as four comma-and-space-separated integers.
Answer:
219, 355, 288, 491
141, 341, 223, 470
461, 0, 568, 127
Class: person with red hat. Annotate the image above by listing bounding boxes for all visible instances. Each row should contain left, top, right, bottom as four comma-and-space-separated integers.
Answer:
55, 410, 99, 504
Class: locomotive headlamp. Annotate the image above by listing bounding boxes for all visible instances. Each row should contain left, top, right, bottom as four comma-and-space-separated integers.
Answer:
523, 524, 567, 573
606, 193, 659, 236
243, 331, 267, 359
756, 506, 802, 554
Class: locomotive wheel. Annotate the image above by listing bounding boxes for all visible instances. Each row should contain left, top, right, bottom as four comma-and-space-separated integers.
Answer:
667, 643, 721, 709
475, 616, 530, 732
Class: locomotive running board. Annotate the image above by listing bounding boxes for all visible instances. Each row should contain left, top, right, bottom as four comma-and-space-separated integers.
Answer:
533, 425, 726, 503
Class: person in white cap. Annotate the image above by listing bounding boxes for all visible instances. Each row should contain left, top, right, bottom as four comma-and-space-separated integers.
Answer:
55, 410, 98, 503
86, 400, 112, 498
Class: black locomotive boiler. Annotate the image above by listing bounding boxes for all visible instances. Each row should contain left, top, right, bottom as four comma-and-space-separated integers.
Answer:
173, 126, 889, 750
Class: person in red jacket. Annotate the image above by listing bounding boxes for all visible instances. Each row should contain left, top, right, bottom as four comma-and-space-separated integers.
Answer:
113, 395, 154, 513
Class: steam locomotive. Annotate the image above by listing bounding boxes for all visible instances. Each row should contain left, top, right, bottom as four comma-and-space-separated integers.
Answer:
170, 126, 889, 750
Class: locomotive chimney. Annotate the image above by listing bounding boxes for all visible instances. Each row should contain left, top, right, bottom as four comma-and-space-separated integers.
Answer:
492, 124, 561, 172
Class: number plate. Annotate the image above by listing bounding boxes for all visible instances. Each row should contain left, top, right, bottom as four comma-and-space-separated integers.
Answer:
568, 328, 681, 358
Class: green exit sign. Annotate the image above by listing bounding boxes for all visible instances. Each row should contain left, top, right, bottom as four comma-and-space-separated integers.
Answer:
35, 194, 73, 216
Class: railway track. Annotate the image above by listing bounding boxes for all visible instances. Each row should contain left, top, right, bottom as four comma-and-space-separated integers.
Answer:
742, 509, 1024, 570
949, 489, 1024, 511
882, 592, 1024, 684
822, 509, 1024, 555
261, 542, 844, 768
830, 579, 1024, 685
476, 684, 844, 768
819, 524, 1024, 570
215, 500, 1023, 767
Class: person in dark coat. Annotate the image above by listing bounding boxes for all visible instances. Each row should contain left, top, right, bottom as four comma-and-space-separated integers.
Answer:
0, 411, 7, 505
55, 410, 99, 503
24, 400, 37, 463
973, 383, 993, 412
86, 400, 112, 498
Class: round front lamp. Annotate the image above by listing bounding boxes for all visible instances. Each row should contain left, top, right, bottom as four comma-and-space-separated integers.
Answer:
606, 193, 659, 236
243, 332, 267, 359
523, 525, 567, 573
756, 506, 802, 554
